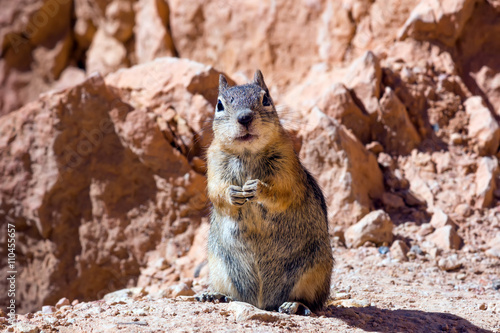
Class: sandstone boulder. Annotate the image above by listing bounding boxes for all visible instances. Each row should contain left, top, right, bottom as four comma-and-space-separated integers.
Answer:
86, 28, 128, 75
0, 59, 225, 313
419, 223, 435, 237
73, 0, 98, 49
104, 57, 225, 159
168, 0, 410, 89
408, 177, 435, 209
168, 283, 195, 298
103, 0, 135, 42
373, 87, 421, 155
55, 298, 70, 309
390, 240, 410, 261
0, 0, 73, 115
430, 207, 457, 229
426, 225, 463, 250
475, 156, 499, 208
486, 235, 500, 258
398, 0, 477, 47
344, 210, 394, 248
437, 254, 462, 271
464, 96, 500, 156
134, 0, 176, 63
299, 108, 384, 227
168, 0, 345, 87
343, 51, 382, 117
52, 66, 87, 91
316, 83, 371, 144
432, 151, 452, 174
349, 0, 420, 58
455, 1, 500, 117
382, 192, 406, 209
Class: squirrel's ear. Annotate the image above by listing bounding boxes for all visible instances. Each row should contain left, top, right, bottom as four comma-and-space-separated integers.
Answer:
254, 70, 268, 91
219, 74, 229, 93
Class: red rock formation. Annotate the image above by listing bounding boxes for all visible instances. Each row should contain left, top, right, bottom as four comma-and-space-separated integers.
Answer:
0, 58, 221, 313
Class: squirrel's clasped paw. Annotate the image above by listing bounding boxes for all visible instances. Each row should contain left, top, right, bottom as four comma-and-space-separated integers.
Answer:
228, 179, 263, 206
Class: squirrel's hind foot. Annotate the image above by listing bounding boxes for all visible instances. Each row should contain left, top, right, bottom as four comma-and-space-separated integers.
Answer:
195, 292, 233, 303
278, 302, 311, 316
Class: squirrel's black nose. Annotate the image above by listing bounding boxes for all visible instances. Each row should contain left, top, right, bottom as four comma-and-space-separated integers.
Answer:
237, 111, 254, 126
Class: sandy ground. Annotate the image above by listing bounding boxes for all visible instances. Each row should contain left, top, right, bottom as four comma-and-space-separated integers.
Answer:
4, 243, 499, 333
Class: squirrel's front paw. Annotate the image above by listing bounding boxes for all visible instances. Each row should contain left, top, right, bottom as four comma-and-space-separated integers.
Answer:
242, 179, 266, 198
228, 180, 266, 206
228, 185, 254, 206
242, 179, 258, 195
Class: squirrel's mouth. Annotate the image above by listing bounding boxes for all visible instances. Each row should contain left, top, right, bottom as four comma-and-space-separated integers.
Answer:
236, 133, 256, 142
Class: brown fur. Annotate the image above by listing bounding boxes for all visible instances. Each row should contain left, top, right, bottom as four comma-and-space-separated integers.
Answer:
204, 70, 333, 313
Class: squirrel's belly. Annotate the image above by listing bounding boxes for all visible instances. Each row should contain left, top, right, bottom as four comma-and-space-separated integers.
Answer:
237, 202, 268, 231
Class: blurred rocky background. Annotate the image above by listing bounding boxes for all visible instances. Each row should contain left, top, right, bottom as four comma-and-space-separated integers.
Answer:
0, 0, 499, 317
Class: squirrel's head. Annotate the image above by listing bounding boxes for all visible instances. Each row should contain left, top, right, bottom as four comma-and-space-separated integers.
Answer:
213, 70, 281, 154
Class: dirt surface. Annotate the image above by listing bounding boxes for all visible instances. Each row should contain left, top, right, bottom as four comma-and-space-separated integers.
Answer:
4, 244, 499, 332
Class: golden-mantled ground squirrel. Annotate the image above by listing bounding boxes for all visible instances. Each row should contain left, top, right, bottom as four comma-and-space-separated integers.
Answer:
197, 70, 333, 315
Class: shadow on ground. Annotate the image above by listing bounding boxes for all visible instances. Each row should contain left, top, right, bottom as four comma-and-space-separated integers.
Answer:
320, 305, 493, 333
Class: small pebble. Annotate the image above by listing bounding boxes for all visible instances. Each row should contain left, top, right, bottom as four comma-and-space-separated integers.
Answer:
427, 247, 441, 260
450, 133, 463, 145
363, 241, 377, 248
170, 283, 195, 298
334, 292, 351, 300
59, 305, 72, 312
410, 245, 424, 255
418, 224, 435, 236
478, 303, 487, 310
454, 203, 471, 217
492, 279, 500, 291
390, 240, 409, 261
133, 308, 147, 316
378, 246, 390, 255
56, 298, 71, 308
42, 306, 56, 314
438, 254, 462, 271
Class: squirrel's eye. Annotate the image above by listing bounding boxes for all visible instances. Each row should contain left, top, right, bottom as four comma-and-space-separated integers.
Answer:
262, 93, 271, 107
217, 99, 224, 112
